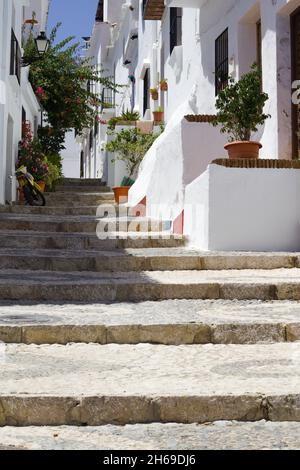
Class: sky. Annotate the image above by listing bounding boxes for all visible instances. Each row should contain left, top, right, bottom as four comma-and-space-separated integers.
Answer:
48, 0, 99, 47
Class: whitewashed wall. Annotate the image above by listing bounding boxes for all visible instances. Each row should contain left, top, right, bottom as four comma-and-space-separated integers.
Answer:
129, 0, 300, 233
185, 164, 300, 252
61, 130, 81, 178
0, 0, 45, 205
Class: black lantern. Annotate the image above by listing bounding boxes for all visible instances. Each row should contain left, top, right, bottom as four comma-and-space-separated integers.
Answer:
35, 31, 50, 55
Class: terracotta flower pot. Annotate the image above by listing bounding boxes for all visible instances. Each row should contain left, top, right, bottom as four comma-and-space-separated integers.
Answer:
224, 141, 262, 160
36, 181, 46, 192
153, 111, 164, 123
151, 91, 159, 101
160, 82, 168, 92
113, 186, 130, 204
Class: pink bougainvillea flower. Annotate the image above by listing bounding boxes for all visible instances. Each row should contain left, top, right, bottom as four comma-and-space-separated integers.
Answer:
36, 86, 46, 99
65, 97, 72, 104
96, 116, 107, 125
76, 97, 81, 104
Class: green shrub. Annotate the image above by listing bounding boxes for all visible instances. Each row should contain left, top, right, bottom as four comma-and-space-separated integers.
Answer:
213, 64, 270, 141
105, 127, 163, 178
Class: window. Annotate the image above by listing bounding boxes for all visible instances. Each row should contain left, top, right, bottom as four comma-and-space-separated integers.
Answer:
101, 88, 115, 110
256, 20, 262, 71
143, 68, 150, 116
10, 29, 21, 84
89, 129, 93, 150
21, 108, 26, 136
95, 0, 104, 22
215, 28, 228, 95
94, 118, 98, 137
170, 8, 182, 55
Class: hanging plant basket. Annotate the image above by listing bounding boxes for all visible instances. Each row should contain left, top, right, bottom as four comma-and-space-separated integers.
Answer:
160, 81, 168, 92
150, 89, 159, 101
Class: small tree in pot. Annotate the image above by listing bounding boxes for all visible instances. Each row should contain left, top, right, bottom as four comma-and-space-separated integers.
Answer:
105, 127, 163, 203
213, 64, 270, 159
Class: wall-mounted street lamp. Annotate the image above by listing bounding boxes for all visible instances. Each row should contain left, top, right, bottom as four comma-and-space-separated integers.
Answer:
35, 32, 50, 55
22, 31, 50, 66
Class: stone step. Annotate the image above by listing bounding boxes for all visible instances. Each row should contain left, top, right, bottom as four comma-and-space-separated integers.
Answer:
0, 342, 299, 425
0, 248, 299, 273
0, 299, 299, 345
54, 186, 112, 193
0, 421, 300, 449
0, 205, 103, 216
61, 178, 106, 186
0, 231, 184, 250
0, 204, 143, 217
42, 192, 115, 206
0, 214, 169, 233
0, 268, 300, 302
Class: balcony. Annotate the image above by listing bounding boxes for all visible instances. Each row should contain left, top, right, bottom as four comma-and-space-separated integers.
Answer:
143, 0, 165, 20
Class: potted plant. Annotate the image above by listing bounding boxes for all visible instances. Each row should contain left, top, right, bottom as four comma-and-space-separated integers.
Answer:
17, 122, 49, 197
213, 64, 270, 159
107, 110, 140, 130
105, 127, 163, 203
153, 106, 164, 123
159, 79, 168, 92
150, 87, 159, 101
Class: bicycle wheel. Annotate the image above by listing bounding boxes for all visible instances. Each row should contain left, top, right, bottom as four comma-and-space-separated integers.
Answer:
23, 185, 46, 206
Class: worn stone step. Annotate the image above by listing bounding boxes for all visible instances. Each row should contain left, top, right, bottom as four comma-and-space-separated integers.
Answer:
0, 421, 300, 449
0, 268, 300, 302
0, 204, 144, 217
0, 342, 299, 425
0, 231, 184, 250
0, 214, 169, 233
42, 192, 115, 206
0, 248, 300, 273
0, 299, 300, 345
54, 186, 112, 193
61, 178, 106, 186
0, 205, 102, 216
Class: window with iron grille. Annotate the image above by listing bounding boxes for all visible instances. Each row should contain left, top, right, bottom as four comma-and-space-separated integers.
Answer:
170, 8, 182, 55
10, 29, 21, 84
94, 117, 98, 137
143, 68, 150, 116
101, 88, 115, 110
215, 28, 228, 95
89, 129, 93, 150
95, 0, 104, 22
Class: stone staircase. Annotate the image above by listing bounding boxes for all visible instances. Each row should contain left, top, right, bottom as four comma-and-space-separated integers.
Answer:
0, 178, 300, 449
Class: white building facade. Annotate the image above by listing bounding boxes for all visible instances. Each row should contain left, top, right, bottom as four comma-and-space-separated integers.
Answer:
0, 0, 49, 205
79, 0, 300, 248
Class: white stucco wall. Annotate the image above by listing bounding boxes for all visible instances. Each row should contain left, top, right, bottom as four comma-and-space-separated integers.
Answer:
185, 164, 300, 252
128, 92, 227, 221
0, 0, 45, 205
61, 131, 81, 178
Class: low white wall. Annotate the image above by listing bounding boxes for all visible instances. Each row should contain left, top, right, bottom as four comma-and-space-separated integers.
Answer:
128, 94, 227, 222
185, 164, 300, 252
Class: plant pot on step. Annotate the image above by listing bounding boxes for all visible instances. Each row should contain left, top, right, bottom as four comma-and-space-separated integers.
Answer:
224, 141, 262, 160
153, 111, 164, 123
113, 186, 130, 204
